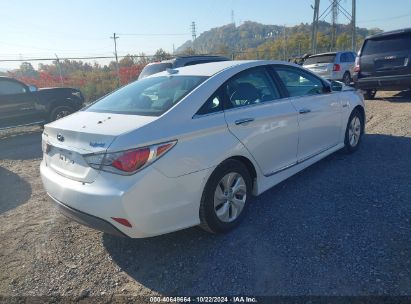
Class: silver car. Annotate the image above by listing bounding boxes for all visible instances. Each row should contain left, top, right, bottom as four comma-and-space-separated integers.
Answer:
303, 51, 357, 85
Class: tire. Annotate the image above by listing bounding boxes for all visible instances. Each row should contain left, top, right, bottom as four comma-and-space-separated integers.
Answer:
49, 105, 74, 122
342, 72, 351, 86
199, 159, 252, 234
344, 109, 364, 153
364, 89, 377, 100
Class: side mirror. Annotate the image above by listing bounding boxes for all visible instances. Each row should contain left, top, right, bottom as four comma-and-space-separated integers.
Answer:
28, 85, 38, 92
330, 80, 343, 92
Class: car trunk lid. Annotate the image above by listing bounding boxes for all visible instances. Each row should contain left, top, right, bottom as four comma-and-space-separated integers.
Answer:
43, 111, 157, 183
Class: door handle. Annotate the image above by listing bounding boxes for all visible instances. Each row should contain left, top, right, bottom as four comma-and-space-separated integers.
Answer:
235, 118, 254, 125
299, 108, 311, 114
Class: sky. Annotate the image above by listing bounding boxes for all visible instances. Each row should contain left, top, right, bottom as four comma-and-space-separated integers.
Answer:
0, 0, 410, 70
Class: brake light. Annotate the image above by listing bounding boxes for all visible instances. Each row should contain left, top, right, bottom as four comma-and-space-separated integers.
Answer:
112, 148, 150, 172
354, 57, 360, 72
83, 140, 177, 175
333, 64, 341, 72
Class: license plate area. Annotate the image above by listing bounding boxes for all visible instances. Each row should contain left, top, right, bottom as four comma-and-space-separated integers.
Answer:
45, 145, 98, 182
375, 57, 406, 71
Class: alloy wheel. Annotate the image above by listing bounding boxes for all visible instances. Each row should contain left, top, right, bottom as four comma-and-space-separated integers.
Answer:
213, 172, 247, 223
348, 116, 361, 147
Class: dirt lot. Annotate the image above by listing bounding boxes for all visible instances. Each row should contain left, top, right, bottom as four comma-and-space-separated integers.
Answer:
0, 91, 410, 299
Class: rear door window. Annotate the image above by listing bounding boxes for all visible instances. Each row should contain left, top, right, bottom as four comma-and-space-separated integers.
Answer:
0, 80, 27, 95
362, 33, 411, 55
225, 67, 281, 109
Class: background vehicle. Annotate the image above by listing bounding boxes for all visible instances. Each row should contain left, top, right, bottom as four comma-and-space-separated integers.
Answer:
353, 28, 411, 99
138, 55, 230, 79
0, 77, 84, 129
40, 60, 365, 238
303, 51, 357, 85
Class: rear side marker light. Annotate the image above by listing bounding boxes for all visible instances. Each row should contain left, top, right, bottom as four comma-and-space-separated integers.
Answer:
111, 217, 132, 228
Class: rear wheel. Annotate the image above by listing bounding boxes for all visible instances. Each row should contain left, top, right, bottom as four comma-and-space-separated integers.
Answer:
49, 105, 74, 122
344, 109, 363, 153
199, 159, 252, 234
364, 89, 377, 100
343, 72, 351, 86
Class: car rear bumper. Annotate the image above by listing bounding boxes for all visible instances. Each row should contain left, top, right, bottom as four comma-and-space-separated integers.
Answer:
50, 194, 128, 237
354, 74, 411, 90
40, 159, 211, 238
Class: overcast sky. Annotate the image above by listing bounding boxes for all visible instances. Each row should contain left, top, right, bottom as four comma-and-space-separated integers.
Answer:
1, 0, 410, 70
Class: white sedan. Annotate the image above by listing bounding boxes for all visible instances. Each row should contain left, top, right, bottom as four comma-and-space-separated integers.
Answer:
40, 60, 365, 238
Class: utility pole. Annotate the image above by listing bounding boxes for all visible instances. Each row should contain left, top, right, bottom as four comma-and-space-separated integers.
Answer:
231, 10, 235, 26
311, 0, 320, 54
313, 0, 356, 53
55, 54, 64, 85
110, 33, 120, 87
190, 22, 197, 53
352, 0, 357, 52
283, 25, 287, 61
331, 0, 338, 51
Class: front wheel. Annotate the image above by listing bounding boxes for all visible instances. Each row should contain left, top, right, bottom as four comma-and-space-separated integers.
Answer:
199, 159, 252, 234
49, 105, 74, 122
344, 109, 364, 153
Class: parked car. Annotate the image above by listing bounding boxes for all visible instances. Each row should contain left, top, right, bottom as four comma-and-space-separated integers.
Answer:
303, 51, 357, 85
40, 60, 365, 238
0, 77, 84, 129
138, 55, 230, 79
353, 28, 411, 99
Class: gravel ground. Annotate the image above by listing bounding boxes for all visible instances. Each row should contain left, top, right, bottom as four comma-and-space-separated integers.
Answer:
0, 91, 410, 299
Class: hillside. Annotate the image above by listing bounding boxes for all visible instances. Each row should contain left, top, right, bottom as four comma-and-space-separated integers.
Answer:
176, 21, 382, 57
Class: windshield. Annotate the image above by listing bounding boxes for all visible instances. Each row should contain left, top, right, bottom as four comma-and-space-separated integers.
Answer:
362, 33, 411, 55
303, 54, 336, 65
138, 62, 173, 79
85, 76, 207, 116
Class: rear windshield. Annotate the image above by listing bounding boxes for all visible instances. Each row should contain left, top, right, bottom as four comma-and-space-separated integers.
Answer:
303, 54, 336, 65
85, 76, 207, 116
362, 33, 411, 55
138, 62, 173, 79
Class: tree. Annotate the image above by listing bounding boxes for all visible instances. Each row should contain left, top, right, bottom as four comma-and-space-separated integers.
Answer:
19, 62, 38, 78
153, 48, 171, 61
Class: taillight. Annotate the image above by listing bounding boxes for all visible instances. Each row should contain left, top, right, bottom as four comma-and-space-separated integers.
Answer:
354, 57, 360, 72
83, 140, 177, 175
333, 64, 341, 72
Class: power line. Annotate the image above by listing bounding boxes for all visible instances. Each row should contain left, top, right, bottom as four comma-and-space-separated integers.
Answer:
118, 33, 189, 36
357, 12, 411, 23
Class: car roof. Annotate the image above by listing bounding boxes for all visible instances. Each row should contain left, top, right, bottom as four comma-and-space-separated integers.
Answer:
366, 28, 411, 40
308, 52, 337, 57
147, 60, 294, 77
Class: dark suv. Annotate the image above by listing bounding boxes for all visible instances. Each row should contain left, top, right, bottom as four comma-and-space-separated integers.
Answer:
0, 77, 84, 129
353, 28, 411, 99
138, 55, 230, 79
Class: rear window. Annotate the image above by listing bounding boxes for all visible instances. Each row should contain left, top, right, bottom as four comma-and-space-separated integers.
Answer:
303, 54, 336, 65
138, 62, 173, 79
85, 76, 207, 116
362, 33, 411, 55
